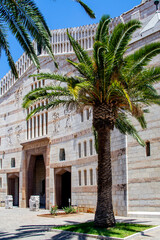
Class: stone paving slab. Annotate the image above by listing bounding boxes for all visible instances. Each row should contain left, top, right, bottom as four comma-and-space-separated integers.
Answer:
0, 207, 160, 240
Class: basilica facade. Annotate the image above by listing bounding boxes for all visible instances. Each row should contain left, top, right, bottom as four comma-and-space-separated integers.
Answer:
0, 0, 160, 218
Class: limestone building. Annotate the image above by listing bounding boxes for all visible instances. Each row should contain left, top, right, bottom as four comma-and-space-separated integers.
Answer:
0, 0, 160, 217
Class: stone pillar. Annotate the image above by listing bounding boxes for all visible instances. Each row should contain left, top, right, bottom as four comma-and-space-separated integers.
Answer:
45, 144, 50, 209
49, 168, 55, 209
20, 150, 27, 208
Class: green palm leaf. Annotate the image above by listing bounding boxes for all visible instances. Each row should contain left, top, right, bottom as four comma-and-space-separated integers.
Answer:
75, 0, 95, 19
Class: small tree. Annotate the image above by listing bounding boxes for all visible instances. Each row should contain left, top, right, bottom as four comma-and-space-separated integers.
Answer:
23, 15, 160, 228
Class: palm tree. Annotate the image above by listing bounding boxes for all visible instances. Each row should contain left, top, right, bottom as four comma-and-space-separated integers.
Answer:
0, 0, 95, 78
23, 15, 160, 228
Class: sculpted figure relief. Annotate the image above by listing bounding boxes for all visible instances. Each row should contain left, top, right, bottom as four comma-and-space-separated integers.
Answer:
7, 127, 13, 145
52, 112, 60, 133
15, 125, 23, 142
15, 86, 23, 106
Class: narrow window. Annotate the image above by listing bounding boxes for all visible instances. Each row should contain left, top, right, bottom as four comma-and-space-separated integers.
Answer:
78, 143, 81, 158
30, 118, 32, 139
27, 121, 29, 139
11, 158, 15, 168
34, 117, 36, 138
45, 112, 48, 134
80, 112, 83, 122
0, 178, 2, 188
0, 137, 1, 146
39, 81, 41, 88
37, 115, 40, 137
86, 109, 89, 120
146, 141, 151, 157
27, 109, 29, 139
90, 169, 93, 185
37, 42, 42, 56
96, 168, 98, 184
59, 148, 65, 161
84, 141, 87, 157
84, 170, 87, 185
0, 159, 2, 169
78, 171, 81, 186
89, 139, 93, 155
41, 114, 44, 136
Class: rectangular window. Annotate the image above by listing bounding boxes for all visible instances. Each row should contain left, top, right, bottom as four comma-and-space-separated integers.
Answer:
96, 168, 98, 184
37, 115, 40, 137
30, 118, 32, 139
45, 112, 48, 134
59, 149, 65, 161
78, 171, 81, 186
0, 159, 2, 169
86, 109, 89, 120
0, 178, 2, 188
41, 114, 44, 136
90, 139, 93, 155
90, 169, 93, 185
84, 141, 87, 157
80, 112, 83, 122
0, 137, 1, 145
146, 141, 151, 157
11, 158, 15, 168
27, 121, 29, 139
34, 117, 36, 138
78, 143, 81, 158
84, 170, 87, 185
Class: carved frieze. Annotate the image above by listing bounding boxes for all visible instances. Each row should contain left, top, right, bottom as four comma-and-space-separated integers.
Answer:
21, 137, 50, 150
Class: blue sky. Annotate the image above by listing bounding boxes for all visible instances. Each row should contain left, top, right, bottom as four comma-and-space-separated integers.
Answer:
0, 0, 140, 79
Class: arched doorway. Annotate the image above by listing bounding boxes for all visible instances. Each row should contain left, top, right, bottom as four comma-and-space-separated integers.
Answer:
7, 173, 19, 206
28, 155, 46, 208
55, 168, 71, 208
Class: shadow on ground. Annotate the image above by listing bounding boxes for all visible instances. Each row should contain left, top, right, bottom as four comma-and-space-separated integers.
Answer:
0, 225, 88, 240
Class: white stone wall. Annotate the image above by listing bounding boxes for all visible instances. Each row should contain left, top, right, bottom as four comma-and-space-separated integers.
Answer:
0, 0, 159, 217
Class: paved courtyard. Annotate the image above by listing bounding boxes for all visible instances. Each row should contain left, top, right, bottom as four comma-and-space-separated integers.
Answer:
0, 207, 160, 239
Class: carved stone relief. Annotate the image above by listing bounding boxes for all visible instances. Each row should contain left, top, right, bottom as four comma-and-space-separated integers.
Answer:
52, 112, 60, 133
15, 125, 23, 142
65, 115, 72, 129
7, 127, 13, 145
15, 86, 23, 106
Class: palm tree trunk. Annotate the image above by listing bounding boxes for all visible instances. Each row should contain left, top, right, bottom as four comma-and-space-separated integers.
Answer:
94, 127, 116, 228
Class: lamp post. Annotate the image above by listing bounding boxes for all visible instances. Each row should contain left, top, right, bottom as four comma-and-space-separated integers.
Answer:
154, 0, 159, 11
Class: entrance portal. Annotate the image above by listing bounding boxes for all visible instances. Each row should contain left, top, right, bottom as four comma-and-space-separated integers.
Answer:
8, 174, 19, 206
55, 169, 71, 208
28, 155, 46, 208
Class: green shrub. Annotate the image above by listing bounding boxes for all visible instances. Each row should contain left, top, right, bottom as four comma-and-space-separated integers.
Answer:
50, 205, 58, 215
63, 206, 77, 214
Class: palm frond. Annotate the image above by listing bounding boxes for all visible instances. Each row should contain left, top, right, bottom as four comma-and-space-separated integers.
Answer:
95, 15, 110, 42
125, 42, 160, 77
0, 24, 18, 77
67, 30, 93, 69
75, 0, 95, 19
115, 113, 145, 146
